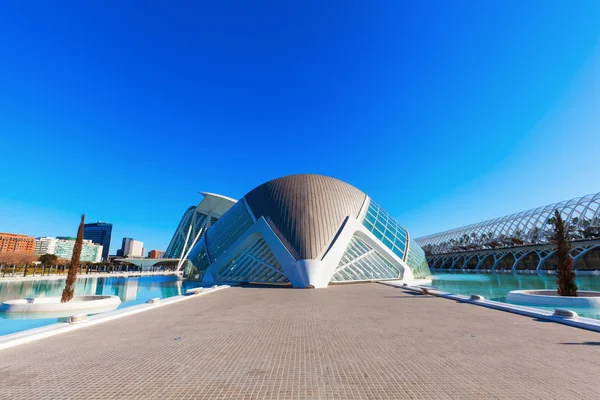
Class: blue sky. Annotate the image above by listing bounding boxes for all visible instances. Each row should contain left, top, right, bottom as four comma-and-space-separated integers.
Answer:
1, 1, 599, 254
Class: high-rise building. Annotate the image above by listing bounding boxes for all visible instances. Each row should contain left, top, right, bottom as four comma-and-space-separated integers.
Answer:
34, 237, 58, 255
84, 222, 112, 261
148, 250, 165, 259
120, 238, 144, 257
0, 232, 35, 254
43, 238, 103, 262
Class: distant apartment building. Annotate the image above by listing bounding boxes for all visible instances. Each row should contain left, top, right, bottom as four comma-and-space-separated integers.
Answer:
148, 250, 165, 259
34, 237, 58, 255
53, 238, 103, 263
84, 222, 112, 261
0, 232, 35, 254
120, 238, 144, 258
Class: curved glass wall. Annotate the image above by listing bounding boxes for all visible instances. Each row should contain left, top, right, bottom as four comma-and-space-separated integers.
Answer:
405, 239, 431, 278
362, 200, 408, 260
205, 200, 254, 262
185, 239, 211, 280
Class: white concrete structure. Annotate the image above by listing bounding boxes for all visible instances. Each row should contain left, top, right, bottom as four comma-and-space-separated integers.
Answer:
507, 290, 600, 308
185, 174, 430, 288
0, 295, 121, 319
112, 257, 181, 271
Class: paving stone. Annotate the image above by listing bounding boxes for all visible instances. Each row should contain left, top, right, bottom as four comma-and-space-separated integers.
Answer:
0, 283, 599, 399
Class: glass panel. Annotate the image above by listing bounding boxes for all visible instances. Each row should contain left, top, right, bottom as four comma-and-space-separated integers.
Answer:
361, 199, 409, 260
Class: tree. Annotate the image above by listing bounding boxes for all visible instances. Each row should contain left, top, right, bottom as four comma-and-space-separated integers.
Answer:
551, 210, 578, 297
61, 214, 85, 303
39, 253, 58, 266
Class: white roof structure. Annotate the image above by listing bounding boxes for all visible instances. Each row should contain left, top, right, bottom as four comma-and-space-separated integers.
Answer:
164, 193, 237, 259
416, 192, 600, 255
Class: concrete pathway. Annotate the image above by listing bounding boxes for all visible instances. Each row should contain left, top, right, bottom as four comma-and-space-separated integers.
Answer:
0, 283, 599, 399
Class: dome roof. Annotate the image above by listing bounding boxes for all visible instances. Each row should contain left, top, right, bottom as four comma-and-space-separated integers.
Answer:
244, 174, 367, 260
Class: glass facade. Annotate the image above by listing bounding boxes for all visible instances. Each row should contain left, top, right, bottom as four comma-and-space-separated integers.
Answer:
206, 200, 254, 262
405, 239, 431, 278
54, 239, 103, 263
331, 236, 401, 282
185, 239, 211, 280
83, 222, 112, 261
362, 200, 408, 260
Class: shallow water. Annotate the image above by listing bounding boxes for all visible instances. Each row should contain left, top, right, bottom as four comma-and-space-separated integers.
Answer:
0, 276, 202, 336
431, 272, 600, 319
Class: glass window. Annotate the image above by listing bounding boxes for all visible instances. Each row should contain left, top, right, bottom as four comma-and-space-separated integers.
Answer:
206, 200, 254, 261
361, 199, 409, 260
405, 239, 431, 279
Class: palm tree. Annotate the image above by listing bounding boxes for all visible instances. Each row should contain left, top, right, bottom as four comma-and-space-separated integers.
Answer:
61, 214, 85, 303
552, 210, 577, 297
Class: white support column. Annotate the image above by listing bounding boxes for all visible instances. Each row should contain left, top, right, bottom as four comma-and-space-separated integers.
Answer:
177, 215, 210, 272
177, 224, 193, 271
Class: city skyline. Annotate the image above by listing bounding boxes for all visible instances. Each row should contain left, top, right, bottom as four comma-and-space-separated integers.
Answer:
1, 2, 599, 252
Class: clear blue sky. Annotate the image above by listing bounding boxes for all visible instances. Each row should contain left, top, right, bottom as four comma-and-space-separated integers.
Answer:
1, 1, 599, 254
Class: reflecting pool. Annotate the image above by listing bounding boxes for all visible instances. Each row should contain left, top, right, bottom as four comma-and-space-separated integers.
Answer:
0, 276, 203, 336
431, 272, 600, 320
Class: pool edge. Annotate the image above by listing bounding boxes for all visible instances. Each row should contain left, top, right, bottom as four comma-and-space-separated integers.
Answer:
0, 285, 230, 351
378, 281, 600, 333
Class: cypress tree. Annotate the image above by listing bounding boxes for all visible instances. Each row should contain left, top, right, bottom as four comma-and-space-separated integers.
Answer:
61, 214, 85, 302
552, 210, 578, 296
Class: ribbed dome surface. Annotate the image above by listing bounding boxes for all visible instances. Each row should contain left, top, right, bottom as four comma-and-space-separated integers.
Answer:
244, 174, 367, 260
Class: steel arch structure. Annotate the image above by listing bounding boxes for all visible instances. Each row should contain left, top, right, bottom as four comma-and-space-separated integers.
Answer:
416, 193, 600, 255
427, 241, 600, 273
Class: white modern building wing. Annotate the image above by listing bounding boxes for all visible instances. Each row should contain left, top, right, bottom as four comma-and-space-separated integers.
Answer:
165, 193, 237, 260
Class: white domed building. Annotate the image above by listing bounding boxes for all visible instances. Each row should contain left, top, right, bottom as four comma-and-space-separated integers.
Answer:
184, 174, 430, 288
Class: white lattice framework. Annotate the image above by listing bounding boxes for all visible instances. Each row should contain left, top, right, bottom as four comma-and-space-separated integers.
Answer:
330, 236, 401, 282
416, 192, 600, 254
217, 237, 289, 284
165, 193, 236, 259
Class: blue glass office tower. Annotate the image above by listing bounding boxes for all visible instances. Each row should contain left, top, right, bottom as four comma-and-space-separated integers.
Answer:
83, 222, 112, 261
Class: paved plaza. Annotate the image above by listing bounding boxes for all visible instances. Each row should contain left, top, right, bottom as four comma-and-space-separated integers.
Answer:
1, 283, 599, 399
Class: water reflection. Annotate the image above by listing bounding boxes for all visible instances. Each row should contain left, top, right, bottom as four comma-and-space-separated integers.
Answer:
431, 272, 600, 319
0, 276, 202, 336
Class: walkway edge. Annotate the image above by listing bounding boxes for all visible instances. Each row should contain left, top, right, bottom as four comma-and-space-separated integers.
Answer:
377, 281, 600, 333
0, 286, 230, 351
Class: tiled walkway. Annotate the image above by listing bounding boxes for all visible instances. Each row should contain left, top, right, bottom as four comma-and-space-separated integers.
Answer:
1, 283, 599, 399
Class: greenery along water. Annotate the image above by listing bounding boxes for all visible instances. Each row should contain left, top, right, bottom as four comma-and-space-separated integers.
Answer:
0, 275, 203, 336
431, 272, 600, 320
